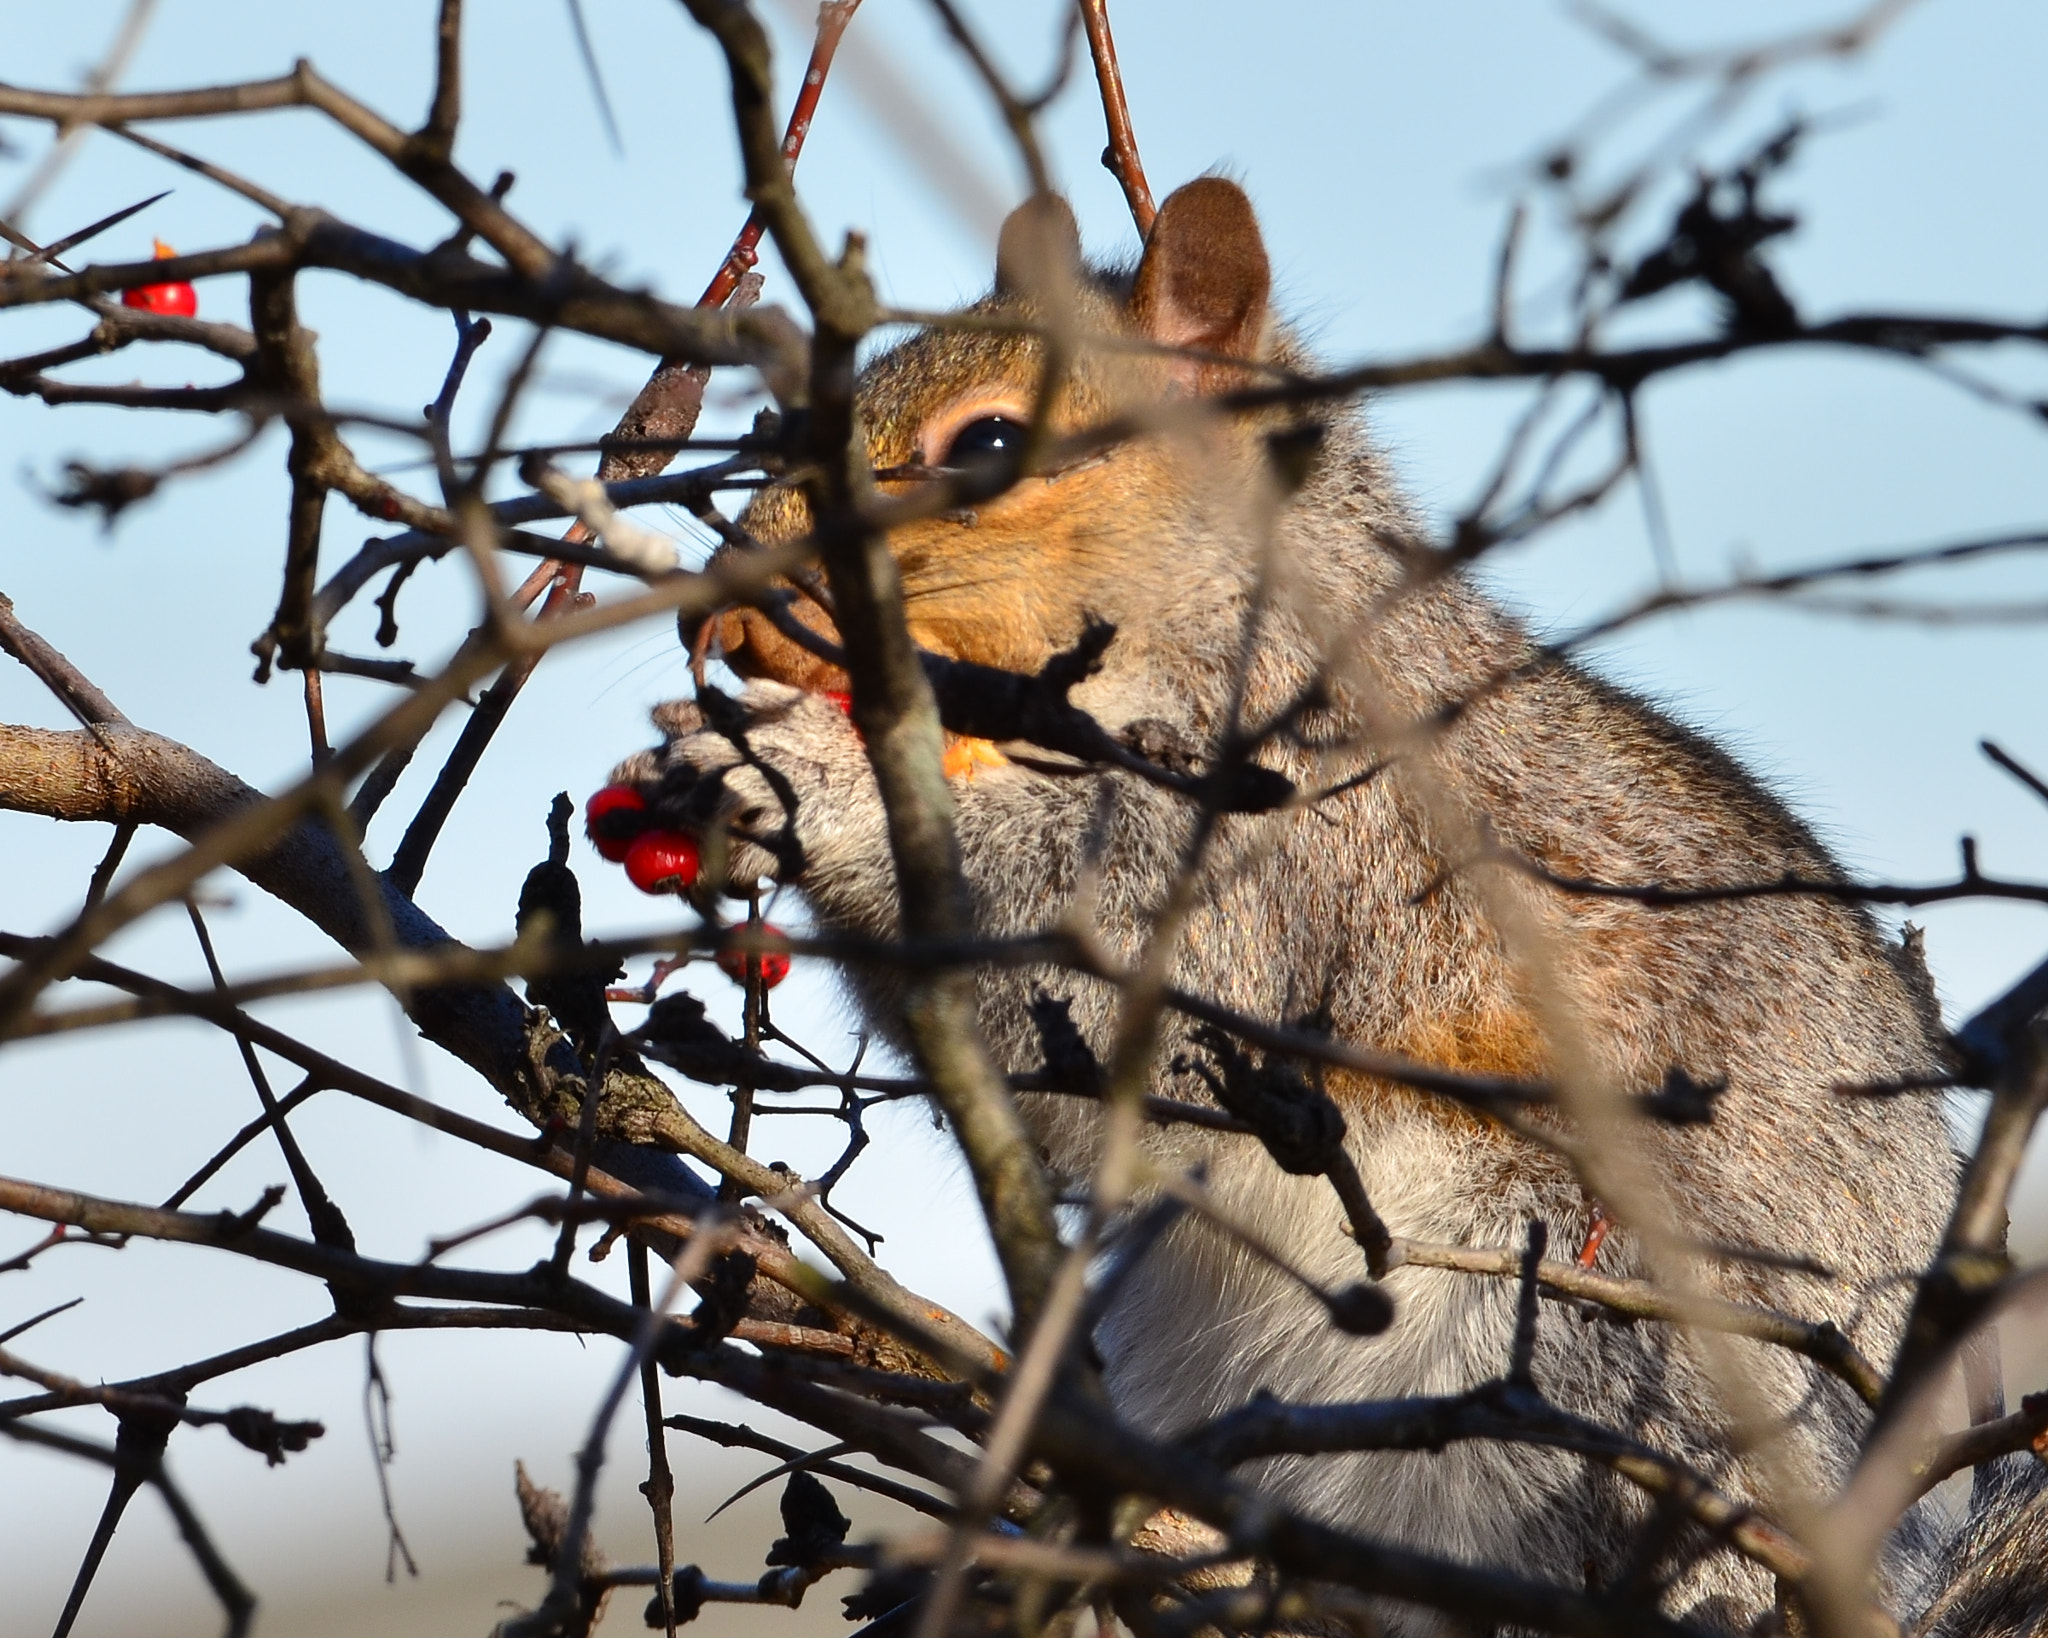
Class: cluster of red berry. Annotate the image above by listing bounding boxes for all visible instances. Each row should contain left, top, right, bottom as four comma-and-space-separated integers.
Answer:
583, 786, 790, 988
584, 785, 696, 890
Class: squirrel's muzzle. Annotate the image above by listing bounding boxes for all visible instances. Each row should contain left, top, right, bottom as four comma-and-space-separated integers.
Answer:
684, 555, 851, 696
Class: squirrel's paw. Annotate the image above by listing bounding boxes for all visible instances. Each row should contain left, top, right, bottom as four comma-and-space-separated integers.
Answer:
615, 681, 881, 890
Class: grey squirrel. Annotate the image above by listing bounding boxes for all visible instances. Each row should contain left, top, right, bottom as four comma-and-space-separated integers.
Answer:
612, 178, 2044, 1633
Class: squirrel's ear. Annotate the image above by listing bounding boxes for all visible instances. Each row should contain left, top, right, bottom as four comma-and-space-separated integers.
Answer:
996, 193, 1082, 299
1129, 179, 1271, 381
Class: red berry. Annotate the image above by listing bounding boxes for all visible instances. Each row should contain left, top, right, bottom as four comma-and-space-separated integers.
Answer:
716, 923, 791, 990
121, 238, 198, 317
131, 280, 198, 317
623, 829, 700, 894
584, 784, 649, 862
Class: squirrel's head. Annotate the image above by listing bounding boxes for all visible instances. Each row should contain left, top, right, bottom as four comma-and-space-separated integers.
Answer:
704, 178, 1299, 703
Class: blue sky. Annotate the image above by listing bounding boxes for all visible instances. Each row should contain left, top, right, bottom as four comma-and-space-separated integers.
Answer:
2, 2, 2045, 1631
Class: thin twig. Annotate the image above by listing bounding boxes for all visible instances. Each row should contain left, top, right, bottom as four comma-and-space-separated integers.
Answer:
1078, 0, 1155, 234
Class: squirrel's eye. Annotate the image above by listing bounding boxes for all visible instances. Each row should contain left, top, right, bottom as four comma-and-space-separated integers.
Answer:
939, 416, 1028, 469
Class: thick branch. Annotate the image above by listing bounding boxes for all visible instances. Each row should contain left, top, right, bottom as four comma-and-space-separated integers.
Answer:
0, 719, 537, 1083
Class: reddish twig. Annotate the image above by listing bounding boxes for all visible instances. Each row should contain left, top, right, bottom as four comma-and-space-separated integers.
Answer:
698, 0, 862, 310
1078, 0, 1156, 235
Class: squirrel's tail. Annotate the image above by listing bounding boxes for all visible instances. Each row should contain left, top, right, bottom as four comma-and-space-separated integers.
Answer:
1911, 1456, 2048, 1637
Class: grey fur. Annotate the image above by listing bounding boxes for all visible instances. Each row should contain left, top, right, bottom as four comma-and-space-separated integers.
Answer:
612, 277, 2039, 1632
1914, 1459, 2048, 1638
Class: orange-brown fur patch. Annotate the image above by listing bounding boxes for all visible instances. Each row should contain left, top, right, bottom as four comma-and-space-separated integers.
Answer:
1328, 1006, 1549, 1140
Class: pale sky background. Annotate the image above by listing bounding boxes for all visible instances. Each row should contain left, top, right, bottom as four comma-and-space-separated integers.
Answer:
2, 2, 2046, 1633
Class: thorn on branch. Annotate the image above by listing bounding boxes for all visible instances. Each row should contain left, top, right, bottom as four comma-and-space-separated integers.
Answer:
22, 189, 174, 273
0, 1295, 83, 1345
1983, 739, 2048, 810
563, 0, 625, 159
630, 1470, 864, 1628
50, 1403, 180, 1638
